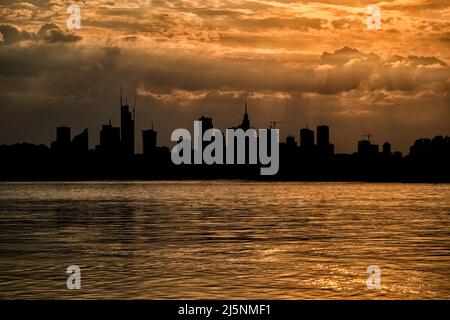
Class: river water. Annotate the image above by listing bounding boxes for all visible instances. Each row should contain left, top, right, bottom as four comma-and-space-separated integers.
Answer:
0, 181, 449, 299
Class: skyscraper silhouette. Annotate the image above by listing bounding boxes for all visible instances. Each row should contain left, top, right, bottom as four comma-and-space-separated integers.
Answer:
57, 126, 71, 146
97, 119, 120, 155
227, 100, 253, 164
199, 116, 213, 132
198, 115, 215, 161
72, 129, 88, 153
142, 123, 157, 156
120, 88, 135, 155
383, 142, 392, 156
238, 100, 250, 130
317, 125, 329, 147
300, 127, 314, 150
51, 126, 71, 152
316, 125, 334, 156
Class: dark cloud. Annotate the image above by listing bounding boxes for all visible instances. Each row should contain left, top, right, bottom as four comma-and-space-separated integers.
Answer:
331, 18, 362, 30
38, 23, 82, 43
439, 32, 450, 44
0, 24, 37, 44
407, 55, 447, 67
0, 23, 82, 45
0, 36, 449, 153
384, 0, 450, 11
233, 16, 326, 31
320, 46, 380, 65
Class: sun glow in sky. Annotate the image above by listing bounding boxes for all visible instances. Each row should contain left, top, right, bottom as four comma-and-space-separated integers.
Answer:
0, 0, 449, 152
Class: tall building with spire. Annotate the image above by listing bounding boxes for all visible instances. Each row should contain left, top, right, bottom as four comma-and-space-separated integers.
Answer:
238, 100, 250, 130
120, 87, 135, 155
227, 100, 253, 164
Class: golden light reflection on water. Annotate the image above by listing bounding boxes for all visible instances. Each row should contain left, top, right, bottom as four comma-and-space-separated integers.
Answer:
0, 181, 449, 299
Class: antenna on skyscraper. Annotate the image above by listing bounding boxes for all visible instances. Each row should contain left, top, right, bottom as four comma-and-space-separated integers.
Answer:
269, 121, 283, 129
362, 134, 372, 143
120, 86, 123, 106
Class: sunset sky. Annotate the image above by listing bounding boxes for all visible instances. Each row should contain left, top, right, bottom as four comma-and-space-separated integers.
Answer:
0, 0, 449, 153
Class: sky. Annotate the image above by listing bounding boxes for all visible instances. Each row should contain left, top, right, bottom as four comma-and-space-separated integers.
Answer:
0, 0, 449, 154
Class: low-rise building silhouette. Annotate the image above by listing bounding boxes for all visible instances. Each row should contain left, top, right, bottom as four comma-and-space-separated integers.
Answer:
358, 139, 379, 156
286, 135, 297, 147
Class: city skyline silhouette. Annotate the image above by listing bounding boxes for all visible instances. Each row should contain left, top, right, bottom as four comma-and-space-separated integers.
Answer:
0, 89, 449, 182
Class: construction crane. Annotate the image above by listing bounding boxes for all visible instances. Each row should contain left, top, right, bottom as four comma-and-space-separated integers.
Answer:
361, 134, 372, 143
269, 121, 284, 129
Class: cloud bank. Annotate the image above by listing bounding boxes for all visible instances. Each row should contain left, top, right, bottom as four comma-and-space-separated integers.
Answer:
0, 1, 449, 153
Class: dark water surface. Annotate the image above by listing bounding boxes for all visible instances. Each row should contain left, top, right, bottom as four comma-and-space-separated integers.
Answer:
0, 181, 449, 299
